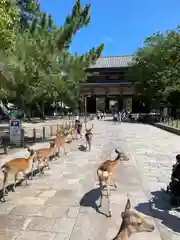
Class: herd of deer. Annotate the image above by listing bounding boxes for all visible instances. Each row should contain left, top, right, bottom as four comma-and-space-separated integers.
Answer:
0, 120, 155, 239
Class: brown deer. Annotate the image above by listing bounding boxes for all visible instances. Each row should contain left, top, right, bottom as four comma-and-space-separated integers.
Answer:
85, 123, 93, 151
1, 147, 35, 202
97, 149, 129, 217
68, 123, 76, 139
53, 130, 69, 156
112, 199, 154, 239
33, 141, 56, 174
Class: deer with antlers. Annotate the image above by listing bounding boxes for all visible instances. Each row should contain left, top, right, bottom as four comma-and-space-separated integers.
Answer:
97, 149, 129, 217
1, 147, 35, 202
85, 123, 93, 151
113, 199, 154, 239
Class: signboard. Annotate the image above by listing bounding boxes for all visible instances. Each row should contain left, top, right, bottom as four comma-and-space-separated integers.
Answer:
9, 119, 21, 145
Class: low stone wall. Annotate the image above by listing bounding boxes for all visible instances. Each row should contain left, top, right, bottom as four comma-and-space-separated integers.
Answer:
154, 122, 180, 136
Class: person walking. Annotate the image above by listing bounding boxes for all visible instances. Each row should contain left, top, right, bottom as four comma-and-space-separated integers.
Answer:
75, 116, 82, 139
118, 111, 122, 123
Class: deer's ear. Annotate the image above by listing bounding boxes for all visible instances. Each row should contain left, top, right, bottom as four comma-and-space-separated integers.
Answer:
125, 199, 131, 211
121, 211, 125, 219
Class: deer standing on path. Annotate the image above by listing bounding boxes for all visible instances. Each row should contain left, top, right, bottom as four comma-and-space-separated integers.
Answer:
33, 141, 56, 174
85, 123, 93, 151
97, 149, 129, 217
1, 147, 35, 202
53, 130, 69, 156
112, 199, 154, 239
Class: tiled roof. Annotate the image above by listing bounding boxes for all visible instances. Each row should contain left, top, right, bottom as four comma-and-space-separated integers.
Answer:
88, 55, 133, 69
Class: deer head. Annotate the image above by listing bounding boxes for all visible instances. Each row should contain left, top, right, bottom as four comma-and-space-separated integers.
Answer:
113, 199, 154, 239
49, 141, 55, 148
27, 147, 35, 156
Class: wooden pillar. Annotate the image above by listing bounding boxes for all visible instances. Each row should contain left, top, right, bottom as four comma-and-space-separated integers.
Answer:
105, 97, 109, 113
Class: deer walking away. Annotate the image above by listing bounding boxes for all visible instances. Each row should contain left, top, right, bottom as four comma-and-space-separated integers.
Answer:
85, 123, 93, 151
97, 148, 129, 217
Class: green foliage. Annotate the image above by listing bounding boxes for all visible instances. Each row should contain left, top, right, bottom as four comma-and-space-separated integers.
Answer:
0, 0, 19, 50
129, 28, 180, 109
0, 0, 104, 117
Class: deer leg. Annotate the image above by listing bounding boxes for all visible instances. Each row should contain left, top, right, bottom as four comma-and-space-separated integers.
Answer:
12, 172, 18, 192
57, 145, 60, 156
46, 157, 51, 170
38, 160, 44, 174
2, 171, 8, 202
30, 160, 35, 180
63, 145, 67, 155
37, 159, 41, 174
88, 140, 91, 152
43, 157, 48, 168
85, 138, 87, 149
112, 177, 117, 188
107, 177, 112, 217
23, 171, 28, 186
55, 147, 58, 159
98, 179, 103, 208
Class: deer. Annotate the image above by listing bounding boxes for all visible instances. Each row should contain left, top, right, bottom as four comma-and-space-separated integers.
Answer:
67, 122, 76, 139
53, 129, 70, 156
33, 141, 56, 174
112, 199, 154, 239
97, 149, 129, 217
85, 123, 93, 151
1, 147, 35, 202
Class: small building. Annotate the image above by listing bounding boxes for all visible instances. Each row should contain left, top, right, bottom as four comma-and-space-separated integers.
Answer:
80, 55, 139, 113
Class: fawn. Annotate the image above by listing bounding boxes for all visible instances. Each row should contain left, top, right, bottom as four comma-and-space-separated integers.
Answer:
85, 123, 93, 151
1, 147, 35, 202
34, 141, 56, 174
113, 199, 154, 239
97, 149, 129, 217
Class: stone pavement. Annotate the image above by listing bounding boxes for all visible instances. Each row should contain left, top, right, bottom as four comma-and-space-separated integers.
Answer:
121, 122, 180, 240
0, 119, 178, 239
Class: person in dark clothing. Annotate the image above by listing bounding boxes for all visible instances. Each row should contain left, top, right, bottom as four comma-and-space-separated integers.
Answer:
75, 116, 82, 139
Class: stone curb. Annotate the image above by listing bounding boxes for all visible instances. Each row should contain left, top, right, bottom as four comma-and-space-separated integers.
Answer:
154, 123, 180, 136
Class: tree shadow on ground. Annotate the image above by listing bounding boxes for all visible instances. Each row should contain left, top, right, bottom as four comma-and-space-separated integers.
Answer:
80, 187, 109, 217
135, 190, 180, 233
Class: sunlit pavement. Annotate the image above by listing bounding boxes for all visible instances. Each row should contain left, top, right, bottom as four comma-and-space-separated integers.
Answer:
0, 119, 178, 239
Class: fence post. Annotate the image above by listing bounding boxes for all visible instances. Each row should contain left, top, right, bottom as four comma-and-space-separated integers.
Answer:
176, 120, 179, 128
33, 128, 36, 142
42, 127, 45, 140
57, 124, 59, 133
20, 128, 25, 147
2, 137, 8, 154
50, 126, 53, 136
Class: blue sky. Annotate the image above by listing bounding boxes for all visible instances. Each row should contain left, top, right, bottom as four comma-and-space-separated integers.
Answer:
40, 0, 180, 56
